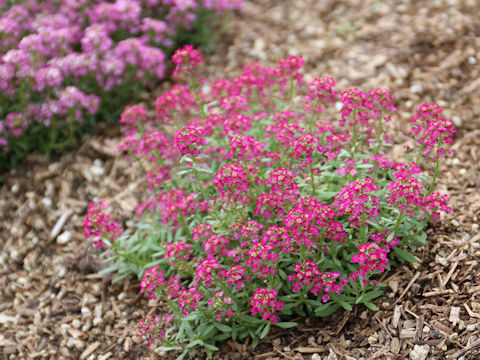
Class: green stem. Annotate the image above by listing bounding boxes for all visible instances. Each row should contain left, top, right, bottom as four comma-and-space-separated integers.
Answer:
428, 141, 441, 195
415, 144, 424, 164
349, 108, 358, 158
190, 75, 206, 117
309, 163, 316, 196
288, 76, 294, 106
374, 115, 383, 155
392, 211, 404, 235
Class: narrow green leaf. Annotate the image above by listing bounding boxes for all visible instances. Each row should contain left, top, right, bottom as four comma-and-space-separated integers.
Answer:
363, 301, 379, 311
274, 322, 298, 329
393, 247, 418, 263
260, 322, 271, 339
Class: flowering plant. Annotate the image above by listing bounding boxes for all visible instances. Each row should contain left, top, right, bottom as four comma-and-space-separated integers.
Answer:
0, 0, 241, 172
85, 48, 454, 358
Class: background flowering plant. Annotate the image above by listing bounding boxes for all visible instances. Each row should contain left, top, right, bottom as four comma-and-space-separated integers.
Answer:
84, 48, 455, 358
0, 0, 241, 172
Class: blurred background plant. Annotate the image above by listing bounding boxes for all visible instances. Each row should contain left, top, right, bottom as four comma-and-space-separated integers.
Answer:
0, 0, 242, 174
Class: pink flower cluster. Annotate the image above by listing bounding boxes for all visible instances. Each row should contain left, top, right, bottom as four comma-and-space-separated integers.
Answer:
249, 288, 284, 323
140, 266, 165, 300
351, 242, 389, 280
172, 45, 204, 78
138, 315, 165, 346
409, 103, 456, 161
207, 290, 235, 322
333, 178, 380, 227
82, 201, 122, 249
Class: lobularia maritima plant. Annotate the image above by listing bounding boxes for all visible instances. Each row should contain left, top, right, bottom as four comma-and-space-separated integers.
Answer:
0, 0, 242, 172
83, 46, 455, 358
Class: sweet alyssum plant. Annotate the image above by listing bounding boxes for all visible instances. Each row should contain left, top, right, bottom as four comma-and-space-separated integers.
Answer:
0, 0, 241, 172
84, 46, 455, 358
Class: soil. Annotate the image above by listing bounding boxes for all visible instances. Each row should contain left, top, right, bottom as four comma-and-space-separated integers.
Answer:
1, 0, 480, 359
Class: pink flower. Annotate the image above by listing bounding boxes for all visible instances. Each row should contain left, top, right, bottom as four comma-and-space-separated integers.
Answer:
304, 77, 337, 114
177, 287, 202, 315
249, 288, 284, 323
140, 266, 164, 300
175, 125, 207, 157
409, 103, 455, 161
82, 201, 122, 249
172, 45, 203, 78
351, 242, 389, 277
333, 178, 380, 227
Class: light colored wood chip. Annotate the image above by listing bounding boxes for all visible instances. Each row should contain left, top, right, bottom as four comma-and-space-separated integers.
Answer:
50, 209, 73, 240
392, 305, 402, 329
399, 328, 416, 339
0, 313, 17, 324
80, 341, 100, 360
294, 347, 326, 353
390, 337, 400, 354
449, 307, 461, 325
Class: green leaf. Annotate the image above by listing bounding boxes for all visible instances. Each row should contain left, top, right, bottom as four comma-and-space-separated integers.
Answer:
274, 322, 298, 329
214, 323, 231, 333
239, 314, 262, 324
156, 346, 182, 352
364, 290, 384, 301
363, 301, 379, 311
338, 299, 353, 311
203, 343, 219, 351
185, 339, 204, 349
314, 303, 339, 317
260, 322, 271, 339
392, 247, 418, 263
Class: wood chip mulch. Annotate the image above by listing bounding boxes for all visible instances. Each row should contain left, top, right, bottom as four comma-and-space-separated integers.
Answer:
1, 1, 480, 359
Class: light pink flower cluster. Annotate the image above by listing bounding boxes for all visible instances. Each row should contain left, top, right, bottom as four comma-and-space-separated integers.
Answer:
0, 0, 242, 157
207, 290, 235, 322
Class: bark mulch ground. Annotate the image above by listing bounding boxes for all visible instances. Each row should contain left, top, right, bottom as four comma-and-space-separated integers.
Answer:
1, 1, 480, 359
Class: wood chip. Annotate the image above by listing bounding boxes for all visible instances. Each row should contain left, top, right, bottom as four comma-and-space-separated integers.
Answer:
449, 307, 461, 325
390, 337, 400, 354
80, 341, 100, 360
49, 209, 73, 240
0, 314, 17, 324
392, 305, 402, 329
294, 347, 326, 353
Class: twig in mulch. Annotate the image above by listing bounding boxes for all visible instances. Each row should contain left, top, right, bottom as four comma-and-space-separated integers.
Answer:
49, 209, 73, 240
451, 338, 480, 359
442, 260, 459, 288
395, 271, 420, 304
374, 315, 393, 340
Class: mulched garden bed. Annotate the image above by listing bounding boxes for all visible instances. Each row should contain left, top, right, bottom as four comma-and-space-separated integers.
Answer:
1, 0, 480, 359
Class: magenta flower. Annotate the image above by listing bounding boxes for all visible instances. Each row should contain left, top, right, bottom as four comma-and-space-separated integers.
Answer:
409, 103, 456, 161
304, 77, 337, 114
82, 201, 122, 249
177, 287, 202, 315
249, 288, 284, 323
175, 125, 207, 157
172, 45, 203, 78
351, 242, 390, 278
140, 266, 165, 300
